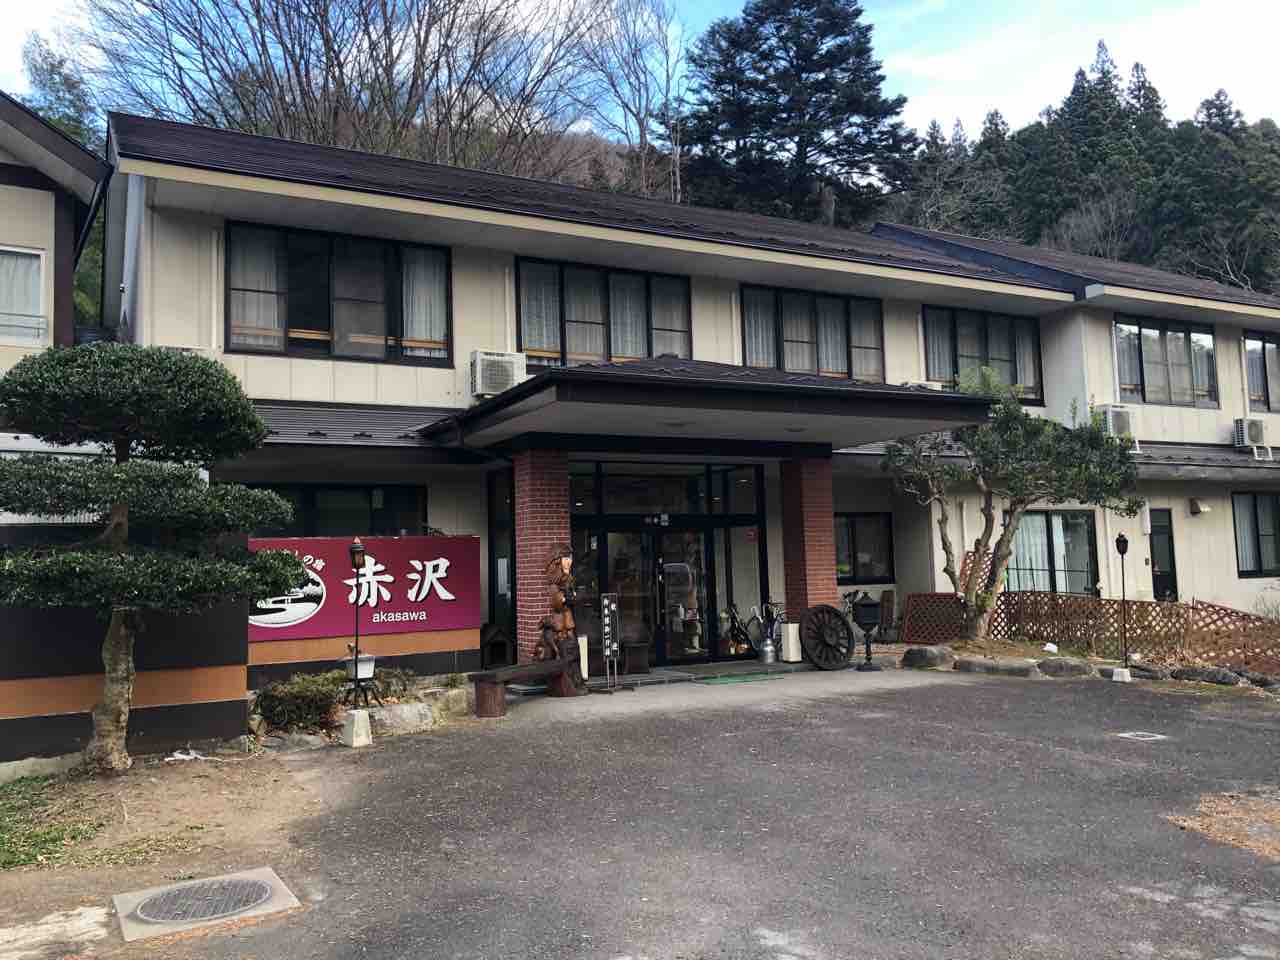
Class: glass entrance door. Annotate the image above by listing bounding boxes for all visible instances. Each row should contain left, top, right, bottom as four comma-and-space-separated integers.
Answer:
656, 530, 710, 664
1149, 508, 1178, 601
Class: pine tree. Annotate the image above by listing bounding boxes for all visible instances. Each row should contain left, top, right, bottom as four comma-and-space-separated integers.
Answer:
685, 0, 915, 224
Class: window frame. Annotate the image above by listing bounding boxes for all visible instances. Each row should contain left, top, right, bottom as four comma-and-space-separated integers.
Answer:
1114, 314, 1218, 408
515, 256, 692, 367
0, 244, 47, 347
922, 304, 1043, 403
1232, 491, 1280, 578
223, 220, 454, 368
1005, 509, 1100, 595
1243, 330, 1280, 413
739, 283, 885, 381
834, 511, 895, 585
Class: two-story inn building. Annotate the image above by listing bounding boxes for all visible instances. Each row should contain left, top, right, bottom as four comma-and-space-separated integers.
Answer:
73, 112, 1280, 673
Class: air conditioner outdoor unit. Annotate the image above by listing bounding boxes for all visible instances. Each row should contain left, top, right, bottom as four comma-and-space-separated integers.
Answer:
1234, 417, 1267, 448
470, 350, 526, 397
904, 380, 945, 391
1101, 404, 1140, 453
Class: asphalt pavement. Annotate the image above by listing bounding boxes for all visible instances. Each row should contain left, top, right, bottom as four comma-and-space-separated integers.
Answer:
162, 670, 1280, 959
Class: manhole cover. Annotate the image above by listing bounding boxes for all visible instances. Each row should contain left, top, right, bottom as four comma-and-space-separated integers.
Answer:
135, 878, 273, 924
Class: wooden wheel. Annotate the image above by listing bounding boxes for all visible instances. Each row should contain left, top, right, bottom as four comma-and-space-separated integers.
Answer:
800, 604, 854, 670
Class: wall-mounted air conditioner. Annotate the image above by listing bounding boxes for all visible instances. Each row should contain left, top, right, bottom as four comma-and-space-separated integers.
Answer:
470, 350, 527, 398
1234, 417, 1268, 450
1101, 404, 1140, 453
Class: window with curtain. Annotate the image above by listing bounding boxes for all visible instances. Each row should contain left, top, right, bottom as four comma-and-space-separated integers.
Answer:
402, 247, 448, 359
1233, 492, 1280, 576
517, 259, 691, 365
0, 249, 43, 345
1115, 316, 1216, 407
1006, 511, 1098, 594
226, 224, 450, 363
741, 285, 884, 380
834, 512, 894, 583
924, 306, 1042, 399
1244, 332, 1280, 412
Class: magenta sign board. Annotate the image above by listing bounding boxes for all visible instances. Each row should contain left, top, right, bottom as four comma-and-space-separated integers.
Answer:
247, 536, 481, 642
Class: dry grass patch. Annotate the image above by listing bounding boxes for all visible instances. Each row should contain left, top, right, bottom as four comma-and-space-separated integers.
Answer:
1169, 789, 1280, 861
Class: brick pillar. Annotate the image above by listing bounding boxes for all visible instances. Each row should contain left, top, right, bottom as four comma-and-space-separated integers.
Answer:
513, 449, 570, 663
780, 457, 839, 618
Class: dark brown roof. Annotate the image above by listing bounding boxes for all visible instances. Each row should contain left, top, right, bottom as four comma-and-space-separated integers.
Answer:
875, 223, 1280, 311
419, 357, 992, 438
255, 400, 456, 446
106, 112, 1052, 290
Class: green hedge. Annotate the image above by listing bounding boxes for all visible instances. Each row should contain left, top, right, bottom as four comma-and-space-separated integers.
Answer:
254, 671, 346, 731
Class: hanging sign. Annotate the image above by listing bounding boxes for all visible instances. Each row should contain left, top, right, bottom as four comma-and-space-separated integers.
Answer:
247, 536, 481, 642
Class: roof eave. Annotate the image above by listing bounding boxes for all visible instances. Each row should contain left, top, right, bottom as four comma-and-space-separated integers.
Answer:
1084, 284, 1280, 323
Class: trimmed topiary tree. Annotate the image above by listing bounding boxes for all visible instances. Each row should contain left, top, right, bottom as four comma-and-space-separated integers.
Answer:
0, 344, 304, 774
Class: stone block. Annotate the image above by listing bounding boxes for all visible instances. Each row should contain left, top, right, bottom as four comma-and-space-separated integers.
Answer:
1037, 657, 1095, 678
901, 645, 955, 669
341, 709, 373, 747
369, 702, 436, 736
1170, 666, 1245, 686
954, 657, 1041, 678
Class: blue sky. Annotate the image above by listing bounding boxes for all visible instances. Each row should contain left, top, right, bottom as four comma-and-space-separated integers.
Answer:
1, 0, 1273, 137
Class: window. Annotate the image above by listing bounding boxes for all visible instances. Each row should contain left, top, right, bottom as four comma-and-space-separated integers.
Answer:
1116, 316, 1216, 407
1244, 332, 1280, 412
834, 513, 894, 584
226, 223, 450, 364
517, 259, 690, 366
0, 247, 44, 345
1233, 492, 1280, 576
251, 484, 426, 537
742, 285, 884, 380
923, 306, 1041, 399
1006, 511, 1099, 594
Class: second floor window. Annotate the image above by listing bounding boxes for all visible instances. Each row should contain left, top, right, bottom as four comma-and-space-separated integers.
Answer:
742, 286, 884, 380
1245, 332, 1280, 412
0, 247, 43, 346
1115, 316, 1216, 407
924, 306, 1042, 400
518, 258, 691, 366
226, 224, 450, 363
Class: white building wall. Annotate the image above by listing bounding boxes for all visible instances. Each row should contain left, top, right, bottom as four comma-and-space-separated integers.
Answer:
0, 183, 55, 374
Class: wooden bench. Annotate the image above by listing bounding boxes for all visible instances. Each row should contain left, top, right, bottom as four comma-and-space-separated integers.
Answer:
468, 650, 581, 718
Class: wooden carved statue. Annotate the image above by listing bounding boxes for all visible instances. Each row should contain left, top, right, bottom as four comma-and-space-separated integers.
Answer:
536, 543, 587, 695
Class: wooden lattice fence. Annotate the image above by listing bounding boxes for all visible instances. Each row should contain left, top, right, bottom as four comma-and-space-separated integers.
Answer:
901, 591, 1280, 674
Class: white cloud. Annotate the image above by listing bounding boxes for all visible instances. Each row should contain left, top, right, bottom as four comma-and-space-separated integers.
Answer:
883, 0, 1279, 136
0, 0, 81, 96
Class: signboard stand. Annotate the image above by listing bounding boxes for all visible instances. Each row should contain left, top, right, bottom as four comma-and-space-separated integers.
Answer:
600, 593, 622, 692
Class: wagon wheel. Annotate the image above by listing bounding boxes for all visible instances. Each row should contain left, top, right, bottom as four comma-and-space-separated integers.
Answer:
800, 604, 854, 670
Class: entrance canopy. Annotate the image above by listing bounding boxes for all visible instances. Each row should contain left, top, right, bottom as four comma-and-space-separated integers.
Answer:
417, 358, 992, 454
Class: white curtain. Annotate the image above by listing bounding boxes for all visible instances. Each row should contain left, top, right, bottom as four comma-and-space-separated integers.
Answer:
1116, 322, 1142, 402
1260, 495, 1278, 570
815, 296, 847, 376
609, 273, 647, 359
564, 267, 605, 365
1190, 331, 1215, 406
1009, 514, 1051, 591
227, 226, 285, 350
1140, 326, 1171, 403
1166, 328, 1194, 405
1235, 494, 1261, 572
402, 247, 448, 359
650, 276, 690, 358
1246, 339, 1267, 408
986, 315, 1013, 385
0, 250, 42, 344
1265, 344, 1280, 416
520, 261, 561, 363
924, 308, 953, 382
781, 292, 815, 372
849, 299, 884, 381
743, 287, 776, 368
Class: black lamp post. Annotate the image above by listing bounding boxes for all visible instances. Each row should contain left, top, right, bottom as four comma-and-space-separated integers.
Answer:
1114, 532, 1129, 670
853, 591, 882, 672
349, 537, 366, 704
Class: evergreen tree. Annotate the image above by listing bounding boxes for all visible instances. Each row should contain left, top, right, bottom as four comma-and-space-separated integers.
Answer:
685, 0, 915, 224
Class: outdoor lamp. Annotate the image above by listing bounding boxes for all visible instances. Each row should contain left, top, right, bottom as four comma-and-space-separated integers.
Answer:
349, 537, 366, 571
853, 591, 882, 672
1113, 532, 1132, 682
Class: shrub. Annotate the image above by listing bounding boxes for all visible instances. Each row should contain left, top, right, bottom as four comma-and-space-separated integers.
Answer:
254, 671, 346, 731
373, 667, 415, 699
442, 672, 466, 689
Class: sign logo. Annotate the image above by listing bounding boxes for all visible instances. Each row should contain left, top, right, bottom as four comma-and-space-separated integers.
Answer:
249, 561, 326, 629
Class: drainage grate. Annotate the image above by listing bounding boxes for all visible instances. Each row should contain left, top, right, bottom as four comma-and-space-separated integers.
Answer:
135, 878, 274, 924
1115, 731, 1168, 742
